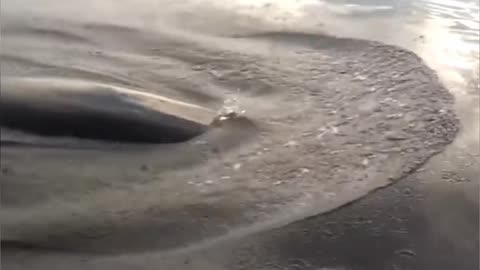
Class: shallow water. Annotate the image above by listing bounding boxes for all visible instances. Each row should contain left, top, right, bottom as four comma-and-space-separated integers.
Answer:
1, 0, 478, 269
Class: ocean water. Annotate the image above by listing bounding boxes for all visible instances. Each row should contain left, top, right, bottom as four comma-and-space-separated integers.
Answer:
0, 0, 478, 268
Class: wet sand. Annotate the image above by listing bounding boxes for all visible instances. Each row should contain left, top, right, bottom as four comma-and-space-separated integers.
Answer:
1, 0, 478, 269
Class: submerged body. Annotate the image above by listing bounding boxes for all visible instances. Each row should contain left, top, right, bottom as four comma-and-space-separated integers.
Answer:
1, 77, 213, 144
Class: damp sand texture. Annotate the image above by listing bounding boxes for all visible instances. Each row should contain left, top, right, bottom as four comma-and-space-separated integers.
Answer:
1, 10, 459, 256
